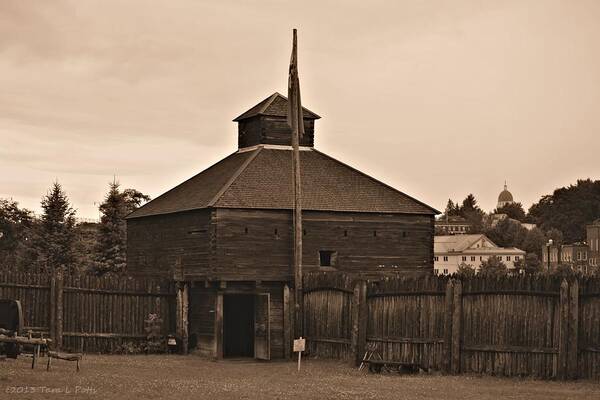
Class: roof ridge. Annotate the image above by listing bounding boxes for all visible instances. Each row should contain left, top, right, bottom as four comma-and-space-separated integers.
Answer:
233, 92, 321, 121
311, 148, 440, 214
462, 234, 498, 250
256, 93, 280, 115
206, 146, 263, 207
272, 92, 321, 119
462, 234, 485, 251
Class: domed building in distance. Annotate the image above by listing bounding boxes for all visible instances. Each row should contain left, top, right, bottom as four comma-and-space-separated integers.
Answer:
497, 182, 514, 209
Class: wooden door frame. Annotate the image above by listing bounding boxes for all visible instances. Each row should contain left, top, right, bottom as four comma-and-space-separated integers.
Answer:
214, 290, 271, 360
254, 292, 271, 360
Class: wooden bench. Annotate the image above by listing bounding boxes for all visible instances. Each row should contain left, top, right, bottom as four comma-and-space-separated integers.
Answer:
363, 359, 424, 374
46, 351, 82, 372
0, 332, 51, 369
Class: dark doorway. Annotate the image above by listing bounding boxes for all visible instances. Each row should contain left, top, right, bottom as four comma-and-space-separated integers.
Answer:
223, 294, 255, 357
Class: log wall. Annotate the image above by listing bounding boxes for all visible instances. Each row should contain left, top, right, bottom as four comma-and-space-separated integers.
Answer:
127, 207, 433, 282
237, 116, 314, 148
204, 208, 433, 282
127, 209, 211, 278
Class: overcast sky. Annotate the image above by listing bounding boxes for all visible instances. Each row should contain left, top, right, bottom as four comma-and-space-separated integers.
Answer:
2, 0, 600, 219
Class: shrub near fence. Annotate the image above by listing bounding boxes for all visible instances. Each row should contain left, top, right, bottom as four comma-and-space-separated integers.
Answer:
303, 272, 600, 380
0, 271, 176, 353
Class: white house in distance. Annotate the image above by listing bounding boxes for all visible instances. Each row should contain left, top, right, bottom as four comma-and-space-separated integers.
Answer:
434, 234, 526, 275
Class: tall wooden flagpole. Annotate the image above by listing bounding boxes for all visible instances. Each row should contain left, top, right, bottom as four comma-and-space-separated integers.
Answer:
288, 28, 304, 340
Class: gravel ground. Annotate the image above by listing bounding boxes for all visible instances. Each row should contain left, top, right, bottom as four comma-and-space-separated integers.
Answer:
1, 355, 599, 400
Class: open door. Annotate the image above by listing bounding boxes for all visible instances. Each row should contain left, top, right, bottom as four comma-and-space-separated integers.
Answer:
254, 293, 270, 360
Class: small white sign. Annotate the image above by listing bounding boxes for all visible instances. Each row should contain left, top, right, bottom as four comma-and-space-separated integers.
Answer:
293, 337, 305, 352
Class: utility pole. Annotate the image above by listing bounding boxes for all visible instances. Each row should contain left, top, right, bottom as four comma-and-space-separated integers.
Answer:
288, 28, 304, 340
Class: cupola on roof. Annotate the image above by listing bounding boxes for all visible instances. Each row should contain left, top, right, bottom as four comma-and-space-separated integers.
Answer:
234, 93, 320, 149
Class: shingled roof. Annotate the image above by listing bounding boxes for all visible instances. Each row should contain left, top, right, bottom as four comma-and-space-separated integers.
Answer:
233, 93, 320, 121
127, 147, 439, 219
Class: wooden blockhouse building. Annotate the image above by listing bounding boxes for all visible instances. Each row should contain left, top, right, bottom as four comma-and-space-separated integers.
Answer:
126, 92, 439, 359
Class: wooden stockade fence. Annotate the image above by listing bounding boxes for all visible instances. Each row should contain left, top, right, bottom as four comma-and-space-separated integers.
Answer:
579, 278, 600, 379
303, 273, 354, 359
303, 272, 600, 380
0, 271, 176, 353
3, 269, 600, 379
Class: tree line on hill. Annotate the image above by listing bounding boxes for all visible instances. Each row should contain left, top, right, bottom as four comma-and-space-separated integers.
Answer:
0, 181, 149, 275
439, 179, 600, 274
2, 178, 599, 276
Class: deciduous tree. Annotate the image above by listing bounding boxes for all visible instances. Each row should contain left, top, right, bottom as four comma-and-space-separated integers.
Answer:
456, 262, 476, 278
494, 202, 527, 222
0, 199, 34, 269
521, 227, 547, 257
514, 253, 542, 275
528, 179, 600, 243
479, 255, 508, 278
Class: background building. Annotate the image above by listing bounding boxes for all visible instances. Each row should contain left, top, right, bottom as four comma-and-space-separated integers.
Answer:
588, 220, 600, 269
561, 243, 589, 272
542, 241, 591, 272
434, 234, 525, 275
435, 215, 472, 235
497, 183, 514, 209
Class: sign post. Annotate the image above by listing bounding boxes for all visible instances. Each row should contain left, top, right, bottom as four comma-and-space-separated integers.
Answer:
293, 337, 305, 372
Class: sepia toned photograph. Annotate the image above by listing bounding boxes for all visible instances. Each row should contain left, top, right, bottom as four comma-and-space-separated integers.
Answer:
1, 1, 600, 399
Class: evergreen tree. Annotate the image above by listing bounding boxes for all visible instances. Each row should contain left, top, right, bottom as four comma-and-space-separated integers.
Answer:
33, 182, 77, 273
95, 182, 150, 275
459, 194, 485, 232
443, 199, 460, 217
460, 194, 478, 212
95, 182, 128, 275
